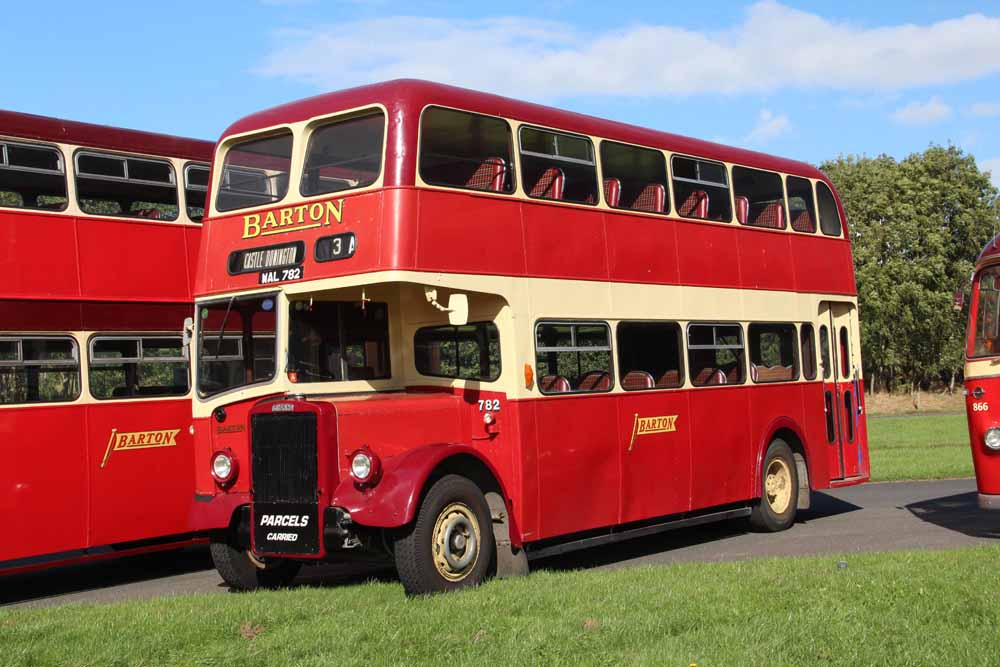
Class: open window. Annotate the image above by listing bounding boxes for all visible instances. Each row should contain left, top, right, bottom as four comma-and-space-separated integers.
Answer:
0, 336, 79, 404
301, 111, 385, 197
184, 163, 210, 222
75, 151, 179, 220
535, 322, 612, 393
89, 336, 189, 400
599, 141, 669, 214
420, 107, 514, 194
216, 131, 292, 212
733, 166, 786, 229
748, 323, 798, 383
671, 155, 731, 221
687, 323, 745, 386
414, 322, 500, 381
0, 141, 68, 211
520, 126, 597, 204
617, 321, 683, 389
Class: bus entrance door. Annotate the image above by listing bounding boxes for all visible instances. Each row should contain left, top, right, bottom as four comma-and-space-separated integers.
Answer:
821, 302, 861, 480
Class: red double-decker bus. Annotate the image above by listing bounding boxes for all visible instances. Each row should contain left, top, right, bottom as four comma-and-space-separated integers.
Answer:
192, 80, 869, 594
0, 110, 212, 574
964, 236, 1000, 508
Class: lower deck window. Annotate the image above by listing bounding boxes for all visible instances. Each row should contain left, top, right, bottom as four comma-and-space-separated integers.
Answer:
0, 336, 80, 404
414, 322, 500, 381
617, 321, 683, 389
288, 301, 390, 382
748, 323, 798, 383
687, 323, 745, 386
535, 322, 613, 393
89, 336, 188, 399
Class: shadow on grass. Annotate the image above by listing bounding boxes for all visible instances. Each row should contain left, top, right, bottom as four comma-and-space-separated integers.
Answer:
0, 547, 214, 607
905, 491, 1000, 539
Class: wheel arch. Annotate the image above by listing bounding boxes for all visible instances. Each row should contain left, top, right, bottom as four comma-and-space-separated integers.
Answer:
755, 417, 811, 510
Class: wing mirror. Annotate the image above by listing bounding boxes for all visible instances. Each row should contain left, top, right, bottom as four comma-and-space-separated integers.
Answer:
424, 288, 469, 326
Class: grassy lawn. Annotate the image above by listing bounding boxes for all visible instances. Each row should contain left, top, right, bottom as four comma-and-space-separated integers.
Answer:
3, 546, 1000, 666
867, 413, 973, 482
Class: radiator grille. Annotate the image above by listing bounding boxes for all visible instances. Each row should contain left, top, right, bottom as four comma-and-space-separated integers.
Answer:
250, 412, 318, 503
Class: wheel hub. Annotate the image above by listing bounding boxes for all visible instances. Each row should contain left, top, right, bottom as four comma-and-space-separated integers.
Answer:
765, 458, 792, 514
432, 502, 481, 581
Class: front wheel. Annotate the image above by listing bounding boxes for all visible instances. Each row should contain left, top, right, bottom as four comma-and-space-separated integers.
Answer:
749, 439, 799, 532
210, 541, 302, 591
393, 474, 495, 595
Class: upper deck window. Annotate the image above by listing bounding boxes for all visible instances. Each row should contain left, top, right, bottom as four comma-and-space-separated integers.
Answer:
733, 166, 786, 229
519, 126, 598, 205
75, 151, 179, 220
301, 111, 385, 197
671, 156, 732, 222
599, 141, 669, 214
216, 131, 292, 213
419, 107, 514, 195
786, 176, 817, 233
184, 163, 210, 222
817, 182, 843, 237
0, 141, 68, 211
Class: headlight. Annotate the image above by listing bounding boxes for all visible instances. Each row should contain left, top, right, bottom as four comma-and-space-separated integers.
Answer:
211, 450, 237, 485
985, 428, 1000, 451
349, 448, 381, 485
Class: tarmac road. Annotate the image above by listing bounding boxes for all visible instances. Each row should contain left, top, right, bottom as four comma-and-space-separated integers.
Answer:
3, 478, 997, 610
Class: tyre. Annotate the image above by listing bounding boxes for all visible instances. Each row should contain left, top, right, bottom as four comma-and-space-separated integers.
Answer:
393, 474, 495, 595
749, 439, 799, 532
210, 540, 302, 591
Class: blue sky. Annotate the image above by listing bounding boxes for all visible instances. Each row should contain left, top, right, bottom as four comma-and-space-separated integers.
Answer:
2, 1, 999, 184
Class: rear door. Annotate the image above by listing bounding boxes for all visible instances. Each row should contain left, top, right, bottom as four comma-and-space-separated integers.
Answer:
820, 302, 862, 479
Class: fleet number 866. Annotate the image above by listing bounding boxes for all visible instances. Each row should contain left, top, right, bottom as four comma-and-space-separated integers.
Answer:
972, 402, 990, 412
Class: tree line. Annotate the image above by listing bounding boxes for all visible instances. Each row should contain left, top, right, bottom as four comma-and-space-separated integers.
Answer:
822, 146, 1000, 394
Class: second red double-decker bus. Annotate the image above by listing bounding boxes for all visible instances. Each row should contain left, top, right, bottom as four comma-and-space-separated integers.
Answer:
191, 80, 869, 594
0, 110, 212, 574
965, 236, 1000, 509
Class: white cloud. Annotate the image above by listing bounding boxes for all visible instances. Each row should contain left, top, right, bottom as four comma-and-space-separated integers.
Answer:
256, 2, 1000, 99
743, 110, 791, 146
980, 158, 1000, 188
890, 97, 952, 125
970, 102, 1000, 117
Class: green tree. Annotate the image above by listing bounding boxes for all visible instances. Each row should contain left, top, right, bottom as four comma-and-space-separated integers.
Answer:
822, 145, 998, 394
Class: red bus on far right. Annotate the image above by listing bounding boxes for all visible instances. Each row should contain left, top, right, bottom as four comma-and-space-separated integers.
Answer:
966, 235, 1000, 508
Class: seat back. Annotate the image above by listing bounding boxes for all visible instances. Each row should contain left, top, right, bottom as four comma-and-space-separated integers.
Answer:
735, 195, 749, 224
656, 369, 681, 388
465, 157, 507, 192
603, 178, 621, 207
790, 209, 815, 233
577, 370, 611, 391
679, 190, 709, 218
621, 370, 654, 390
632, 183, 666, 213
530, 167, 565, 200
539, 374, 570, 393
750, 202, 785, 229
693, 367, 726, 386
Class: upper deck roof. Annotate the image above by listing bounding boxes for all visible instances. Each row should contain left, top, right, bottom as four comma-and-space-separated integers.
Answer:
0, 109, 213, 161
221, 79, 825, 181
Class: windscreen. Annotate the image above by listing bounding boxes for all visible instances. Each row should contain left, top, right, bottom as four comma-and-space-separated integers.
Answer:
197, 295, 277, 396
972, 266, 1000, 357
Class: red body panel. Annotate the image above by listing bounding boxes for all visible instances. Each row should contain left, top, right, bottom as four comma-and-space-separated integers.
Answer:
965, 375, 1000, 496
0, 112, 212, 573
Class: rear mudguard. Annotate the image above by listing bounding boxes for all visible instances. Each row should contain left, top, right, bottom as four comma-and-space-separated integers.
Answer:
330, 443, 520, 547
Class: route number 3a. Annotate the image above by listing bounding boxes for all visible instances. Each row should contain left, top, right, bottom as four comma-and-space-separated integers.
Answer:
478, 399, 500, 411
973, 402, 990, 412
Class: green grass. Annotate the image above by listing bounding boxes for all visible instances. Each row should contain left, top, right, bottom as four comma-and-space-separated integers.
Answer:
3, 547, 1000, 666
867, 413, 973, 482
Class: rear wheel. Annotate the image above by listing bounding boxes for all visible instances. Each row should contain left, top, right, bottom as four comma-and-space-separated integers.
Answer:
210, 541, 302, 591
749, 439, 799, 532
393, 475, 495, 595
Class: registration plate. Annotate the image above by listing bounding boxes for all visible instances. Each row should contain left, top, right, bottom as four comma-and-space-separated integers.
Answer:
252, 502, 319, 555
259, 266, 303, 285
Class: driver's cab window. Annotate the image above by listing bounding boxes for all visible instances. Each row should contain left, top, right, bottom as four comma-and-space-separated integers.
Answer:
973, 267, 1000, 357
288, 301, 390, 382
